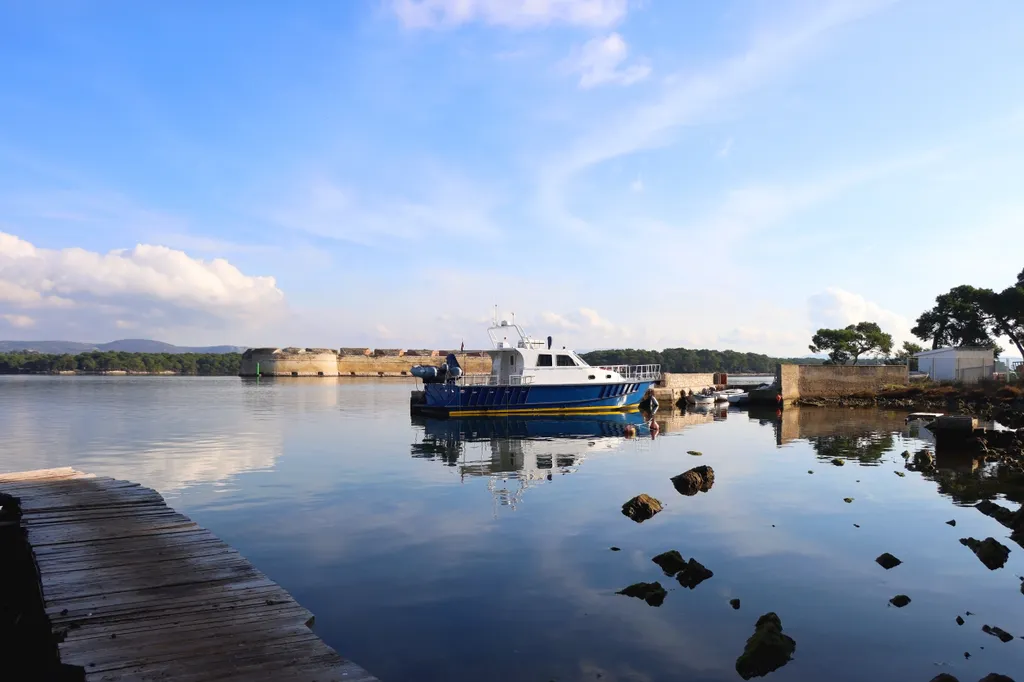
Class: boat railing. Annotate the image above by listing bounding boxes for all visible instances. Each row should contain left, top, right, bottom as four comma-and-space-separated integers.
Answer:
596, 364, 662, 381
458, 374, 531, 386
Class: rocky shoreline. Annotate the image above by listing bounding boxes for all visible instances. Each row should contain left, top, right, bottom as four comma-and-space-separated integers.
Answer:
792, 384, 1024, 430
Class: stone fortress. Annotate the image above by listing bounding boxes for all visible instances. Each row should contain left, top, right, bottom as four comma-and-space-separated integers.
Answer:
239, 347, 492, 377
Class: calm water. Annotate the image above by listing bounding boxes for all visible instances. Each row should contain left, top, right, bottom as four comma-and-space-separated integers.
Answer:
1, 376, 1022, 682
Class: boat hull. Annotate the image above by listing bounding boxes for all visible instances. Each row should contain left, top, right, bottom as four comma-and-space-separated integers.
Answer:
416, 381, 655, 416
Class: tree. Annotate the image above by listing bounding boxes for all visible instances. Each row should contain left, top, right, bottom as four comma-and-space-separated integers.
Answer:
987, 268, 1024, 361
912, 285, 999, 352
892, 341, 924, 370
809, 321, 894, 365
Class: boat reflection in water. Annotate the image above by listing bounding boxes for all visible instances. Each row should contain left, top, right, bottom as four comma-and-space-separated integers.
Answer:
410, 412, 649, 512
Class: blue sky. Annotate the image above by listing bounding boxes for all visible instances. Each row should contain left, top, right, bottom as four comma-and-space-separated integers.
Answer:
1, 0, 1022, 354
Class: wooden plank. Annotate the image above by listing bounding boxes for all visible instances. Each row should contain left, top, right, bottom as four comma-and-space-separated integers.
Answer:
0, 469, 380, 682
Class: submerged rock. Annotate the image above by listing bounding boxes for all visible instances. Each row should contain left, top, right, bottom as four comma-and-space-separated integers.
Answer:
978, 674, 1016, 682
875, 552, 902, 570
894, 471, 905, 477
889, 594, 911, 608
617, 581, 667, 607
959, 537, 1010, 570
609, 546, 621, 551
843, 498, 854, 503
676, 559, 714, 589
976, 500, 1024, 531
982, 624, 1015, 643
670, 465, 715, 496
735, 612, 796, 680
901, 450, 911, 459
652, 550, 687, 576
831, 458, 845, 466
687, 450, 703, 456
622, 494, 663, 523
929, 675, 959, 682
730, 598, 741, 610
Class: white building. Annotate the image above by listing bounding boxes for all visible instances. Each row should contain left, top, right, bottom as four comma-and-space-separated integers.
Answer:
913, 347, 995, 384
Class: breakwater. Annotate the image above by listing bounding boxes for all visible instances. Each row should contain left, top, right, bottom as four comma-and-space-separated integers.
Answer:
239, 347, 492, 377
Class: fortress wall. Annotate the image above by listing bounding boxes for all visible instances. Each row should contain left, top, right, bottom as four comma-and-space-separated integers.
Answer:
337, 353, 492, 377
239, 349, 340, 377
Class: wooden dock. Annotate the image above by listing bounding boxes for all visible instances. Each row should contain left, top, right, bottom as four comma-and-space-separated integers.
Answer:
0, 468, 379, 682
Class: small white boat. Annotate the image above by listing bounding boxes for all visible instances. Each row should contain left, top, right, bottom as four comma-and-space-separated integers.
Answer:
690, 394, 714, 406
727, 392, 750, 405
713, 388, 744, 402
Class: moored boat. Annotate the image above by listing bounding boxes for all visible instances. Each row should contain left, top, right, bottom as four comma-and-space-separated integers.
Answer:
727, 392, 750, 405
410, 317, 660, 417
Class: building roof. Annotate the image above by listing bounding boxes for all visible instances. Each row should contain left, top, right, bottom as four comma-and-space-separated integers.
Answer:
913, 346, 995, 358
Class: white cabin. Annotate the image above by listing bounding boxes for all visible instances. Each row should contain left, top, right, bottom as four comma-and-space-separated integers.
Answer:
475, 320, 658, 386
913, 346, 995, 384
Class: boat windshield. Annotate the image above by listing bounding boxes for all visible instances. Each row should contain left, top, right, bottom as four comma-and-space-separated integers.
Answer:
487, 321, 545, 350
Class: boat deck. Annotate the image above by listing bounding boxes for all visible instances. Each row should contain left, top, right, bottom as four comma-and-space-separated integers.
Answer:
0, 467, 378, 682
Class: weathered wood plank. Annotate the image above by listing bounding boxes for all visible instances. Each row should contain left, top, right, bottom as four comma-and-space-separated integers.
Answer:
2, 468, 380, 682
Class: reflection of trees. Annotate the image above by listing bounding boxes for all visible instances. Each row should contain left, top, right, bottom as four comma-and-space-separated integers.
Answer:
810, 433, 895, 465
927, 464, 1024, 506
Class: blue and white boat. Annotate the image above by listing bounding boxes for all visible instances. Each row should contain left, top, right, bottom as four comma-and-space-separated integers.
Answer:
411, 319, 660, 417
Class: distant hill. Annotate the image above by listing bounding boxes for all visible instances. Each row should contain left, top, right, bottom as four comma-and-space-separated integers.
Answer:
0, 339, 247, 354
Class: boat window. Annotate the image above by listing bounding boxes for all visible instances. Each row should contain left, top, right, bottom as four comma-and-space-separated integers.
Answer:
537, 354, 553, 367
557, 355, 576, 367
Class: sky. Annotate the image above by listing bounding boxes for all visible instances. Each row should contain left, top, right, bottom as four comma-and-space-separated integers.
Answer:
1, 0, 1022, 355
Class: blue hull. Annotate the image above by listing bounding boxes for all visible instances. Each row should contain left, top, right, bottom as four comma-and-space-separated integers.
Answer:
418, 381, 655, 416
414, 412, 648, 441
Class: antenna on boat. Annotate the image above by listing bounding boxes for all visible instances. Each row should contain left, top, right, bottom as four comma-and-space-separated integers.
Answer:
493, 304, 497, 326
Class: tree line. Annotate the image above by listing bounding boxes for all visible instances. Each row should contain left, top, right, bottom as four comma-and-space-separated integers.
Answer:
580, 348, 820, 374
808, 267, 1024, 365
0, 351, 242, 375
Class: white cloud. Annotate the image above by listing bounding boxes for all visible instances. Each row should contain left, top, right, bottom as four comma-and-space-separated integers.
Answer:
540, 311, 579, 329
0, 231, 285, 340
717, 137, 733, 158
568, 33, 651, 89
807, 288, 911, 343
539, 0, 896, 231
629, 177, 644, 193
267, 172, 501, 246
391, 0, 627, 29
2, 313, 35, 328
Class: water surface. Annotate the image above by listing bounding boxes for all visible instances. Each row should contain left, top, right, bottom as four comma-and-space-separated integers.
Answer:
0, 376, 1021, 681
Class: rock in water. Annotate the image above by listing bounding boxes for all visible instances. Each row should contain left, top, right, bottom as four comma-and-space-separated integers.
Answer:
670, 465, 715, 496
730, 598, 741, 610
959, 537, 1010, 570
735, 612, 796, 680
894, 471, 906, 477
609, 547, 621, 551
946, 519, 956, 526
981, 625, 1014, 643
889, 594, 911, 608
687, 450, 703, 456
616, 582, 667, 607
978, 674, 1017, 682
956, 616, 965, 626
843, 498, 854, 503
901, 450, 911, 459
831, 458, 845, 466
621, 494, 663, 523
676, 559, 714, 589
875, 552, 902, 570
652, 550, 687, 576
929, 675, 960, 682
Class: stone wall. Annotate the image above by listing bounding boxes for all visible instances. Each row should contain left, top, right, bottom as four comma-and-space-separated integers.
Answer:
655, 373, 717, 404
239, 348, 340, 377
337, 354, 491, 377
778, 364, 908, 403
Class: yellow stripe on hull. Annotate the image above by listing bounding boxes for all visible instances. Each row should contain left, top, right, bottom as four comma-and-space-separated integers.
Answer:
446, 405, 640, 417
